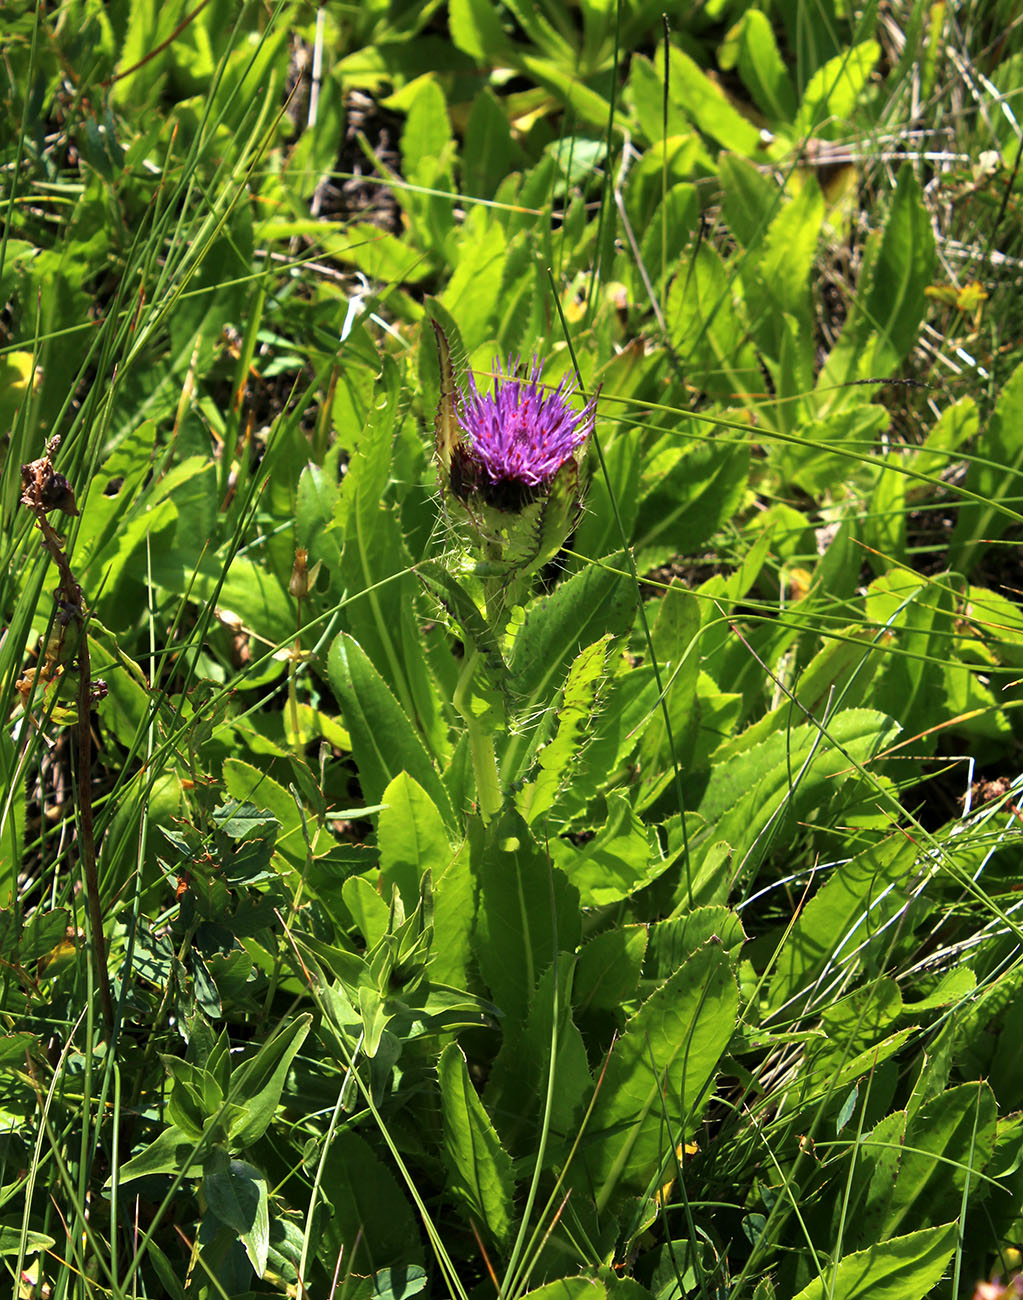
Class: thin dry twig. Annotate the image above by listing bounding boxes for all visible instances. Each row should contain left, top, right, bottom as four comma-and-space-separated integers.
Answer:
19, 437, 113, 1029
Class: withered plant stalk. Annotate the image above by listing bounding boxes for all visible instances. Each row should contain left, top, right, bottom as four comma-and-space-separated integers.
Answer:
19, 438, 113, 1029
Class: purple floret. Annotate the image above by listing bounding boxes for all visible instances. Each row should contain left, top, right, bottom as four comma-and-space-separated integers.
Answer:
456, 358, 594, 488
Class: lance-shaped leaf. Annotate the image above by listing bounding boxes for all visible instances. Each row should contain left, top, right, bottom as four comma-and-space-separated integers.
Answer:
438, 1042, 515, 1246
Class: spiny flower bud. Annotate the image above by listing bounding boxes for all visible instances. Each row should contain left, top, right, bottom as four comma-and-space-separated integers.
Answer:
433, 322, 595, 577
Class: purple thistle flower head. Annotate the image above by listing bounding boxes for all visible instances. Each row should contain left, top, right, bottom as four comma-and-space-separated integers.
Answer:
432, 322, 593, 576
454, 357, 594, 494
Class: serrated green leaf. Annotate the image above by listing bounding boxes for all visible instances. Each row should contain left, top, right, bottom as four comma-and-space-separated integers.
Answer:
438, 1042, 515, 1245
317, 1130, 422, 1272
768, 833, 916, 1012
790, 1222, 958, 1300
883, 1082, 996, 1240
584, 942, 738, 1206
550, 793, 664, 906
506, 555, 634, 707
518, 636, 610, 824
573, 924, 648, 1016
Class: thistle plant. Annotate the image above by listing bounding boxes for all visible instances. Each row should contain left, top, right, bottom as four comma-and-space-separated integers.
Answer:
430, 323, 595, 821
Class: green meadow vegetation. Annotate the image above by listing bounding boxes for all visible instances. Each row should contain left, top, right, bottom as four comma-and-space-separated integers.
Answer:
2, 0, 1023, 1296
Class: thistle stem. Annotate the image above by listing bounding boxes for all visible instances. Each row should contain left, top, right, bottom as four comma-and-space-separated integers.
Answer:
453, 647, 502, 824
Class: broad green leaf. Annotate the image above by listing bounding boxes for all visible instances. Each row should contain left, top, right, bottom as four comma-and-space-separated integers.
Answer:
698, 708, 901, 877
633, 580, 702, 780
464, 87, 520, 199
0, 1226, 55, 1255
474, 810, 581, 1025
401, 76, 456, 248
502, 0, 573, 61
667, 43, 764, 155
550, 793, 664, 906
755, 177, 824, 326
431, 835, 474, 988
949, 362, 1023, 569
335, 363, 445, 758
449, 0, 513, 61
221, 758, 321, 869
665, 244, 762, 397
402, 76, 453, 193
438, 1042, 515, 1245
439, 206, 507, 351
0, 907, 71, 964
203, 1151, 270, 1278
0, 1032, 39, 1067
343, 875, 392, 952
164, 1056, 209, 1139
819, 164, 935, 393
358, 985, 397, 1057
378, 773, 454, 911
780, 402, 889, 496
903, 967, 976, 1015
520, 54, 613, 129
883, 1082, 997, 1239
573, 925, 648, 1016
720, 153, 780, 248
791, 1222, 958, 1300
371, 1265, 429, 1300
295, 461, 340, 563
839, 1109, 908, 1248
508, 561, 634, 699
720, 10, 797, 124
317, 1130, 422, 1272
486, 962, 592, 1149
327, 632, 455, 828
177, 552, 294, 649
228, 1014, 311, 1148
864, 570, 952, 748
638, 181, 700, 295
768, 834, 916, 1012
584, 942, 738, 1206
794, 41, 880, 139
911, 394, 978, 483
520, 1280, 607, 1300
714, 628, 878, 760
325, 223, 433, 285
556, 661, 660, 816
116, 1124, 205, 1185
646, 908, 746, 977
864, 454, 908, 571
76, 421, 158, 575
